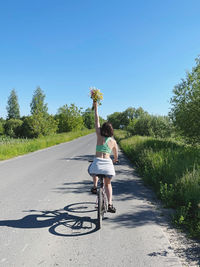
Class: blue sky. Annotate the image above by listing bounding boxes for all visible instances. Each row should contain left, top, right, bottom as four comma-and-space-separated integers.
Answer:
0, 0, 200, 119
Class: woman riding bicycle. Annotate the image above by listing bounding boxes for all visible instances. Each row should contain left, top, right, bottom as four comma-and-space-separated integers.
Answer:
88, 100, 118, 213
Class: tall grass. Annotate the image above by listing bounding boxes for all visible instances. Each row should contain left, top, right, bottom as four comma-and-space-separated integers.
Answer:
0, 129, 94, 160
115, 130, 200, 239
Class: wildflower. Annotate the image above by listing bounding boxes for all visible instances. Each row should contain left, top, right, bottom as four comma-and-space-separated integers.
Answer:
89, 87, 103, 106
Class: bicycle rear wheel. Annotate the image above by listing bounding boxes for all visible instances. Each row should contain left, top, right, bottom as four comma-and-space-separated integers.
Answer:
97, 188, 103, 229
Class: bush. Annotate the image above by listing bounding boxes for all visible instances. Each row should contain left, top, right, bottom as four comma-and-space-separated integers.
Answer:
20, 114, 58, 138
4, 119, 23, 137
127, 115, 173, 138
108, 107, 147, 129
0, 122, 5, 135
56, 104, 85, 132
82, 108, 95, 129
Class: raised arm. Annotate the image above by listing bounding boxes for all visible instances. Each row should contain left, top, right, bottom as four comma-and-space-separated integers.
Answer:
93, 101, 101, 135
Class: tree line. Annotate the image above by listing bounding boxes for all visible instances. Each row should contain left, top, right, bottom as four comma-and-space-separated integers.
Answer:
0, 87, 104, 138
1, 55, 200, 143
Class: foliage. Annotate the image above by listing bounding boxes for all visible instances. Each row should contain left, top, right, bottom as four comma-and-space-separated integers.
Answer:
30, 87, 48, 115
82, 108, 105, 129
0, 123, 4, 135
107, 112, 122, 129
6, 89, 20, 119
0, 118, 5, 135
82, 108, 95, 129
107, 107, 147, 129
20, 114, 58, 138
56, 104, 84, 132
21, 87, 58, 138
170, 56, 200, 144
127, 115, 173, 138
4, 119, 23, 138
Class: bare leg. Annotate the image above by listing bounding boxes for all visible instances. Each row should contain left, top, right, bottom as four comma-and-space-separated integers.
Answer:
93, 175, 98, 188
104, 177, 112, 205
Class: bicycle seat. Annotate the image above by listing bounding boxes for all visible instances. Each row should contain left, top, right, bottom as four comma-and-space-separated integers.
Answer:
97, 174, 106, 179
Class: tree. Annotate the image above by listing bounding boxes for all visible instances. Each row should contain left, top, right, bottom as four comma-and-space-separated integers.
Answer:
56, 104, 84, 132
82, 108, 105, 129
23, 87, 58, 138
20, 115, 58, 138
128, 115, 152, 136
107, 112, 123, 129
0, 118, 5, 135
170, 56, 200, 143
30, 87, 48, 115
127, 115, 173, 138
6, 89, 20, 119
121, 107, 147, 128
107, 107, 147, 129
82, 108, 95, 129
4, 119, 23, 138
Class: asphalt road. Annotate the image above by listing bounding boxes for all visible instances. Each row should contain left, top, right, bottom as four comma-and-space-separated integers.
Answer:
0, 133, 182, 267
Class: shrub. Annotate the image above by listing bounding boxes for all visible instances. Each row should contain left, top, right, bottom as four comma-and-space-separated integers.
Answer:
4, 119, 23, 137
56, 104, 84, 132
20, 114, 58, 138
0, 122, 5, 135
127, 115, 173, 138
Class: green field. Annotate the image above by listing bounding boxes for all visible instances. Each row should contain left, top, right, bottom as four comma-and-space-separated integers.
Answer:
0, 129, 94, 160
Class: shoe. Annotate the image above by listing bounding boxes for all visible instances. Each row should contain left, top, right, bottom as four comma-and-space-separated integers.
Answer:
107, 204, 116, 213
91, 187, 97, 194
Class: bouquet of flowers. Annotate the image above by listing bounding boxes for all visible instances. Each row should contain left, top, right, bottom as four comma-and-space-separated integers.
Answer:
89, 87, 103, 108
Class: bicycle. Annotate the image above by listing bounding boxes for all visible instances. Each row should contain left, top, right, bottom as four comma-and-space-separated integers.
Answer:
88, 159, 119, 229
96, 174, 107, 229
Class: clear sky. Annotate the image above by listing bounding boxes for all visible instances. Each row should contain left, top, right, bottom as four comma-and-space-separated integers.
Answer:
0, 0, 200, 119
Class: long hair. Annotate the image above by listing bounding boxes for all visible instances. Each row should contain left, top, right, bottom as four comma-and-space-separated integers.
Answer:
100, 122, 114, 137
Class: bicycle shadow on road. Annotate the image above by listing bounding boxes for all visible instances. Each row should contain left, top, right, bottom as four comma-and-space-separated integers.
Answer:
0, 202, 98, 237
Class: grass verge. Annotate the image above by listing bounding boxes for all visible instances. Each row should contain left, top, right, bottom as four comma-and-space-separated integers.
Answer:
114, 129, 200, 239
0, 129, 94, 161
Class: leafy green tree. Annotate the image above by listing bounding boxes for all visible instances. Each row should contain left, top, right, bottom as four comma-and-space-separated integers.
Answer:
120, 107, 136, 128
0, 118, 5, 135
107, 107, 147, 129
82, 108, 95, 129
170, 56, 200, 143
4, 119, 23, 138
149, 116, 173, 138
56, 104, 84, 132
134, 107, 148, 118
6, 89, 20, 119
21, 87, 58, 138
82, 108, 105, 129
129, 115, 152, 136
20, 115, 58, 138
30, 87, 48, 115
127, 115, 173, 138
121, 107, 147, 128
107, 112, 123, 129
